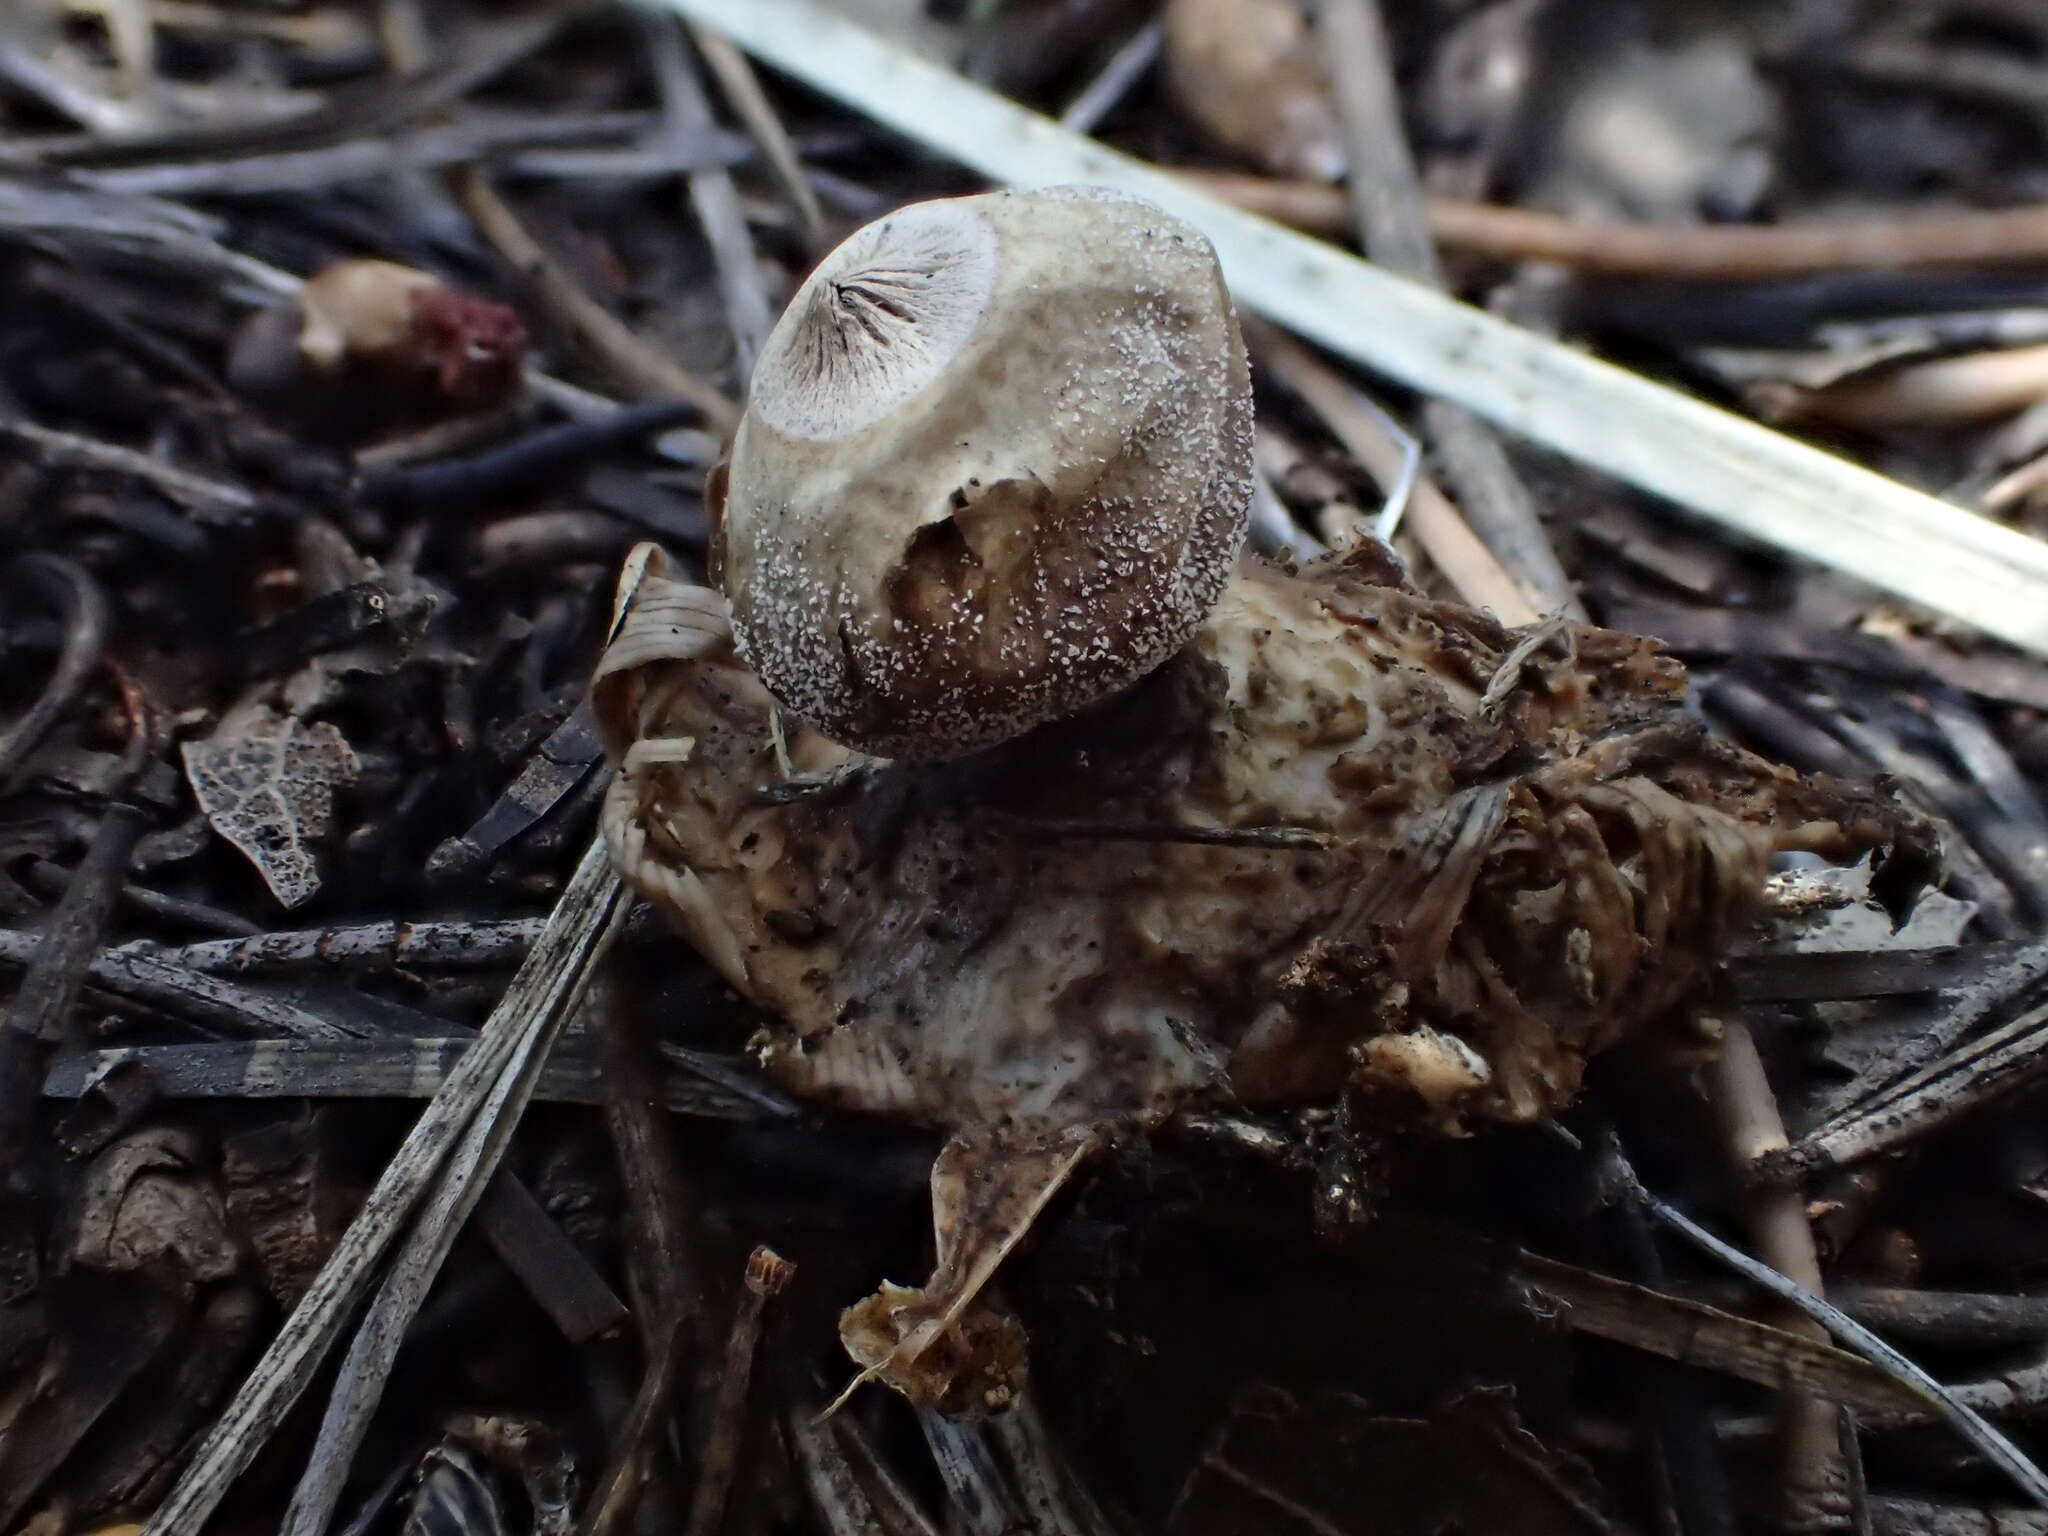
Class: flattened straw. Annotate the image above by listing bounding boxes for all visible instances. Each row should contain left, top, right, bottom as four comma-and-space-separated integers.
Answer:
280, 841, 627, 1536
143, 839, 627, 1536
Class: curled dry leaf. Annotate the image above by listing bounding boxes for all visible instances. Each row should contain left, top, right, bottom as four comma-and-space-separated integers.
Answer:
1162, 0, 1344, 182
181, 702, 359, 909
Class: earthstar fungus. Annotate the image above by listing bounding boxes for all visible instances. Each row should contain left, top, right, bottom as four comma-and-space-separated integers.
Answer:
596, 187, 1935, 1416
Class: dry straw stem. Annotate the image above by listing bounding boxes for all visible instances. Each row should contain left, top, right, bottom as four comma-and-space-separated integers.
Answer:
1774, 344, 2048, 431
141, 838, 628, 1536
1641, 1184, 2048, 1514
1253, 323, 1542, 624
1178, 169, 2048, 280
1710, 1020, 1848, 1525
1517, 1253, 1920, 1418
280, 840, 627, 1536
687, 21, 826, 246
647, 0, 2048, 658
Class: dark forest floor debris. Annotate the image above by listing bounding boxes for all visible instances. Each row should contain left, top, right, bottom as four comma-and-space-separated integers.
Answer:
15, 2, 2048, 1533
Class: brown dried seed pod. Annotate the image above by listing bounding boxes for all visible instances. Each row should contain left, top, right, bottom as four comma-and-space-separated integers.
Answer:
717, 186, 1254, 761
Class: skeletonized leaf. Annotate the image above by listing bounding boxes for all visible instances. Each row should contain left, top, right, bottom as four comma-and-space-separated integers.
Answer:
182, 705, 358, 909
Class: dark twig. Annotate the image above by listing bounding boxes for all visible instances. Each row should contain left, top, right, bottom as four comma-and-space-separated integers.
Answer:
580, 959, 713, 1536
117, 917, 556, 976
683, 1246, 796, 1536
19, 858, 263, 938
41, 1038, 786, 1119
1729, 943, 2040, 1003
1832, 1287, 2048, 1349
1809, 937, 2048, 1125
0, 928, 377, 1041
361, 399, 698, 513
1767, 992, 2048, 1181
0, 554, 112, 793
427, 704, 610, 884
476, 1171, 630, 1345
0, 803, 147, 1180
1590, 1133, 1736, 1536
1010, 818, 1334, 851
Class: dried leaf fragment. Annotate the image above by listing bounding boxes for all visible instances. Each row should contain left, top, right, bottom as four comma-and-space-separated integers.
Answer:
182, 704, 358, 909
64, 1128, 240, 1289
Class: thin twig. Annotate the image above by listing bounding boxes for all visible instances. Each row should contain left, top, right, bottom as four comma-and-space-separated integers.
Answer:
688, 22, 827, 245
40, 1037, 787, 1119
1253, 324, 1542, 623
1766, 993, 2048, 1180
579, 956, 713, 1536
0, 804, 147, 1179
1809, 937, 2048, 1124
648, 16, 777, 374
1059, 20, 1164, 136
362, 399, 697, 511
451, 168, 738, 429
0, 554, 112, 793
1709, 1020, 1847, 1527
683, 1247, 796, 1536
1636, 1181, 2048, 1514
1179, 170, 2048, 279
0, 419, 257, 521
1832, 1287, 2048, 1348
0, 928, 377, 1041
